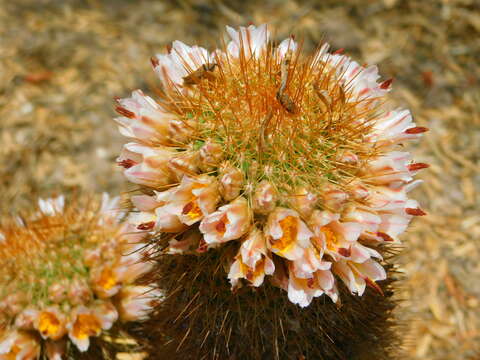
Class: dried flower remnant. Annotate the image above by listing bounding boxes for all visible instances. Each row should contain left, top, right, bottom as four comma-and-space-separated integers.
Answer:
115, 24, 427, 309
0, 195, 158, 359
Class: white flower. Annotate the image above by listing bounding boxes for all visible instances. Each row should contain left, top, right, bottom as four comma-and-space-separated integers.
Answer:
38, 196, 64, 216
154, 175, 220, 229
322, 54, 389, 100
117, 286, 163, 322
264, 208, 314, 261
117, 142, 177, 188
153, 41, 213, 88
228, 229, 275, 288
368, 109, 428, 145
0, 331, 40, 360
277, 36, 297, 59
226, 24, 269, 59
332, 259, 386, 296
98, 193, 123, 226
67, 307, 103, 352
200, 197, 251, 244
287, 275, 321, 308
115, 90, 177, 144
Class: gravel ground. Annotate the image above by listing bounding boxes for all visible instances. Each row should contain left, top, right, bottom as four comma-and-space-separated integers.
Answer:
1, 0, 479, 359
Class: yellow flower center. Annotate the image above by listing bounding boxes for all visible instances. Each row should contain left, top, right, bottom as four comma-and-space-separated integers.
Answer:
182, 200, 203, 220
244, 258, 265, 282
320, 226, 338, 251
5, 344, 20, 359
98, 267, 117, 290
38, 311, 61, 338
72, 314, 101, 340
271, 216, 298, 254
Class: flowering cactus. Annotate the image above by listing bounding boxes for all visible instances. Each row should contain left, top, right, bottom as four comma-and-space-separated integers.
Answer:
0, 195, 159, 359
115, 24, 427, 310
115, 24, 427, 309
113, 23, 429, 359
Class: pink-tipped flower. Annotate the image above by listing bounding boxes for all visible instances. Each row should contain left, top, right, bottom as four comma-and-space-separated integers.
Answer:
332, 259, 387, 296
321, 54, 389, 100
219, 164, 244, 201
252, 181, 277, 215
35, 307, 67, 341
199, 141, 224, 171
226, 24, 269, 59
115, 90, 181, 145
200, 197, 251, 245
228, 228, 275, 288
311, 209, 383, 263
0, 331, 40, 360
289, 187, 318, 218
153, 40, 213, 88
290, 246, 331, 280
363, 151, 416, 185
368, 109, 427, 145
118, 143, 177, 187
156, 175, 220, 228
67, 307, 103, 352
45, 339, 67, 360
117, 285, 162, 322
264, 208, 314, 261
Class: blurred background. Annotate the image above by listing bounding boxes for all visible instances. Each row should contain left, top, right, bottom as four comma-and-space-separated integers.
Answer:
0, 0, 479, 358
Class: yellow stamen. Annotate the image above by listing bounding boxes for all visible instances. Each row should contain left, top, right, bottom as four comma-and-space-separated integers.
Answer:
271, 216, 298, 254
72, 314, 101, 340
6, 345, 21, 359
245, 258, 265, 282
38, 311, 61, 338
98, 267, 117, 290
182, 200, 203, 220
320, 226, 338, 251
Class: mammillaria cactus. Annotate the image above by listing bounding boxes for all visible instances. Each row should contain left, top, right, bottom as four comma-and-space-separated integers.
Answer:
115, 24, 427, 359
0, 195, 159, 359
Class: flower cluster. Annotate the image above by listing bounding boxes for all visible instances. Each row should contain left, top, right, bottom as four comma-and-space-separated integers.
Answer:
0, 195, 159, 359
115, 24, 427, 307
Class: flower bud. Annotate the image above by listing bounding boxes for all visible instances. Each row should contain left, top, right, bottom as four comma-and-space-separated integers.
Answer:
219, 164, 244, 201
117, 286, 163, 322
68, 278, 92, 305
199, 140, 223, 171
252, 181, 277, 215
49, 282, 68, 304
289, 187, 318, 218
321, 185, 349, 210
